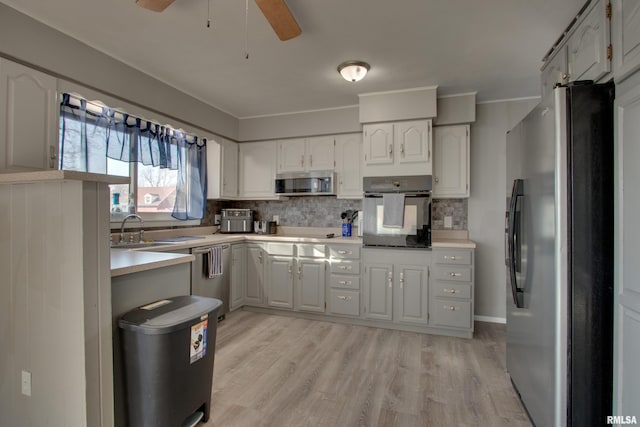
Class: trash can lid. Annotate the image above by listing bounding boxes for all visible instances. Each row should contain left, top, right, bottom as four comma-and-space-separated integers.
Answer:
118, 295, 222, 335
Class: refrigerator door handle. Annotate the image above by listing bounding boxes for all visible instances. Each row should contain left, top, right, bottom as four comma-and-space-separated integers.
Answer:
508, 179, 524, 308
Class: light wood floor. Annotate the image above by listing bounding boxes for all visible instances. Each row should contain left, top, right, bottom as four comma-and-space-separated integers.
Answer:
202, 310, 531, 427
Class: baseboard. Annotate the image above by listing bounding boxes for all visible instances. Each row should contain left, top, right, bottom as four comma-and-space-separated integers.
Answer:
474, 315, 506, 324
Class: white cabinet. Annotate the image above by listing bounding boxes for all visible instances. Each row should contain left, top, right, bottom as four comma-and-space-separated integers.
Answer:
230, 244, 245, 310
567, 0, 611, 83
334, 133, 363, 199
0, 59, 58, 171
295, 253, 326, 313
613, 76, 640, 420
433, 125, 470, 198
613, 0, 640, 81
277, 136, 334, 173
238, 141, 277, 199
362, 248, 431, 326
244, 244, 266, 306
266, 255, 295, 309
362, 119, 432, 177
206, 136, 239, 199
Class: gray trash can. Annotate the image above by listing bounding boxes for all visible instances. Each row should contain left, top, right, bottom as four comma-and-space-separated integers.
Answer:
118, 295, 222, 427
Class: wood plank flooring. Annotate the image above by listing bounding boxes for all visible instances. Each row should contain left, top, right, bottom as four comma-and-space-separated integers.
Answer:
202, 310, 531, 427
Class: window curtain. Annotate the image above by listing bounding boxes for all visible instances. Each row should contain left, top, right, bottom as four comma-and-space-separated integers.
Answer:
59, 93, 207, 220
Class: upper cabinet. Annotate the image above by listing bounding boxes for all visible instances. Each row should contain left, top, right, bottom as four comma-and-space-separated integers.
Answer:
433, 125, 470, 198
220, 138, 239, 198
567, 0, 611, 83
613, 0, 640, 81
335, 133, 363, 199
362, 119, 432, 177
239, 141, 277, 199
277, 136, 334, 173
0, 59, 58, 172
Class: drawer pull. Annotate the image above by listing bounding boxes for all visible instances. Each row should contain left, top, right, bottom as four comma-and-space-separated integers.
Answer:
339, 265, 352, 271
449, 272, 462, 277
337, 295, 352, 301
443, 288, 457, 294
338, 250, 352, 255
338, 280, 352, 285
444, 255, 462, 261
445, 305, 458, 311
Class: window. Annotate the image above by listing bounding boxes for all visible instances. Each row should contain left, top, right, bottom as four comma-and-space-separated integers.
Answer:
59, 93, 207, 224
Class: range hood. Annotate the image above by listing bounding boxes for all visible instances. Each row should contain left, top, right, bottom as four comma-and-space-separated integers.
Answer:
275, 171, 336, 196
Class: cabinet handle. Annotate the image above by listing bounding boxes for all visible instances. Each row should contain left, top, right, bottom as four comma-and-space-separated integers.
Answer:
298, 265, 302, 278
301, 154, 305, 167
339, 265, 352, 271
337, 295, 352, 301
309, 154, 313, 167
288, 264, 292, 274
337, 250, 352, 255
388, 144, 393, 157
388, 271, 393, 288
400, 143, 405, 156
400, 272, 404, 289
444, 255, 458, 261
449, 272, 462, 277
445, 305, 458, 311
49, 145, 57, 169
338, 280, 352, 285
258, 253, 263, 264
434, 176, 439, 183
443, 288, 457, 294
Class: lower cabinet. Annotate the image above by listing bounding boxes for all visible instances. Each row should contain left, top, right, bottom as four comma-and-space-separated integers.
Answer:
245, 243, 266, 306
230, 244, 245, 311
266, 255, 294, 309
328, 244, 361, 317
362, 248, 430, 326
295, 256, 326, 313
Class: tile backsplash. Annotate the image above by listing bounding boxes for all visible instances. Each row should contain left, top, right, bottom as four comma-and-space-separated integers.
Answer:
205, 197, 467, 230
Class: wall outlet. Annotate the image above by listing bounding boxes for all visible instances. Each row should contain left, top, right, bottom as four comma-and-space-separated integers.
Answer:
21, 370, 31, 396
444, 215, 453, 229
273, 215, 279, 225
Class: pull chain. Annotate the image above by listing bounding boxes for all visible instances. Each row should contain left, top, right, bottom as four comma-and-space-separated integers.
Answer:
244, 0, 249, 59
206, 0, 212, 28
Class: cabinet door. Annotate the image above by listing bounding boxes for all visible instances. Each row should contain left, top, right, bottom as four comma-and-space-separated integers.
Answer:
363, 262, 393, 321
239, 141, 276, 198
567, 0, 610, 82
433, 125, 469, 198
245, 245, 265, 305
613, 80, 640, 419
335, 133, 363, 199
541, 46, 568, 100
221, 138, 238, 198
230, 245, 245, 310
395, 264, 429, 325
0, 59, 57, 171
394, 120, 431, 167
277, 139, 305, 173
306, 136, 335, 171
363, 123, 393, 165
267, 256, 294, 309
613, 0, 640, 80
296, 259, 326, 313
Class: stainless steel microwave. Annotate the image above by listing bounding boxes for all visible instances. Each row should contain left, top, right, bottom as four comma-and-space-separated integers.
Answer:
275, 171, 336, 196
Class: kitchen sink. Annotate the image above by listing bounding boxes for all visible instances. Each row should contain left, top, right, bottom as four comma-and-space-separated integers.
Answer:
110, 241, 176, 249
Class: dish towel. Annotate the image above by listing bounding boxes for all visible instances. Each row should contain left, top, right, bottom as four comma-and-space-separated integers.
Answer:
382, 193, 405, 228
207, 246, 224, 278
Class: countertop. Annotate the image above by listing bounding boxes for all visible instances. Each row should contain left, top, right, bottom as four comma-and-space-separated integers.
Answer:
110, 229, 476, 276
0, 170, 130, 184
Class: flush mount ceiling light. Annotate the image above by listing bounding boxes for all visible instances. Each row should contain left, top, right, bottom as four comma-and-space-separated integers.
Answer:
337, 60, 370, 82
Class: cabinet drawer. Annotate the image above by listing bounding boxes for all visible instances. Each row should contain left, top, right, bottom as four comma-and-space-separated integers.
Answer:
430, 298, 472, 329
433, 249, 472, 265
267, 243, 294, 256
297, 244, 326, 258
329, 245, 360, 259
431, 281, 471, 299
433, 266, 471, 282
329, 289, 360, 316
330, 274, 360, 290
330, 260, 360, 274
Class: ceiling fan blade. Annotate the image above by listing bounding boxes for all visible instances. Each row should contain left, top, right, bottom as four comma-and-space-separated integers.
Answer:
135, 0, 176, 12
255, 0, 301, 41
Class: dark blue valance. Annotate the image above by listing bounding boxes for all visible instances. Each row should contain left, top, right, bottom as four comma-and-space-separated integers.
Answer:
59, 93, 207, 220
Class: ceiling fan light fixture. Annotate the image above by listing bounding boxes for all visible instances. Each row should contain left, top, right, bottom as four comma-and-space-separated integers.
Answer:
337, 60, 370, 82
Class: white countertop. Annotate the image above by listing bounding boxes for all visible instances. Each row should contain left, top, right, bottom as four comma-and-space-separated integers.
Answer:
110, 230, 476, 276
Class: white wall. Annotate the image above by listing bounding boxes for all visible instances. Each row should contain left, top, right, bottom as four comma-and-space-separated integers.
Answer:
469, 98, 538, 321
0, 3, 238, 140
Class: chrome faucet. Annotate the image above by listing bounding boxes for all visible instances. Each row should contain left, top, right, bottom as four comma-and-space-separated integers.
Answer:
120, 214, 144, 243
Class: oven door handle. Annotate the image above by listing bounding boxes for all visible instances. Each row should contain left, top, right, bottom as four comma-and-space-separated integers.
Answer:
193, 244, 230, 254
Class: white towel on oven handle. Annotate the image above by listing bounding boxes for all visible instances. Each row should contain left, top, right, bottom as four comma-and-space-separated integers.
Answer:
207, 246, 224, 278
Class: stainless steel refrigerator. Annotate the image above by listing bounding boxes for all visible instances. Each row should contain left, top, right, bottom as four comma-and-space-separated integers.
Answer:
505, 81, 614, 427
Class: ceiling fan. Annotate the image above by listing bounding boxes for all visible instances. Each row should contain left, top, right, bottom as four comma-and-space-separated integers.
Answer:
135, 0, 301, 41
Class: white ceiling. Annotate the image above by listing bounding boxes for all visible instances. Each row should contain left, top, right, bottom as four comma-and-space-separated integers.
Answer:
1, 0, 585, 118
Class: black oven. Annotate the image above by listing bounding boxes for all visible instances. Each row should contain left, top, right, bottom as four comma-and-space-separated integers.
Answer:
362, 175, 432, 248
